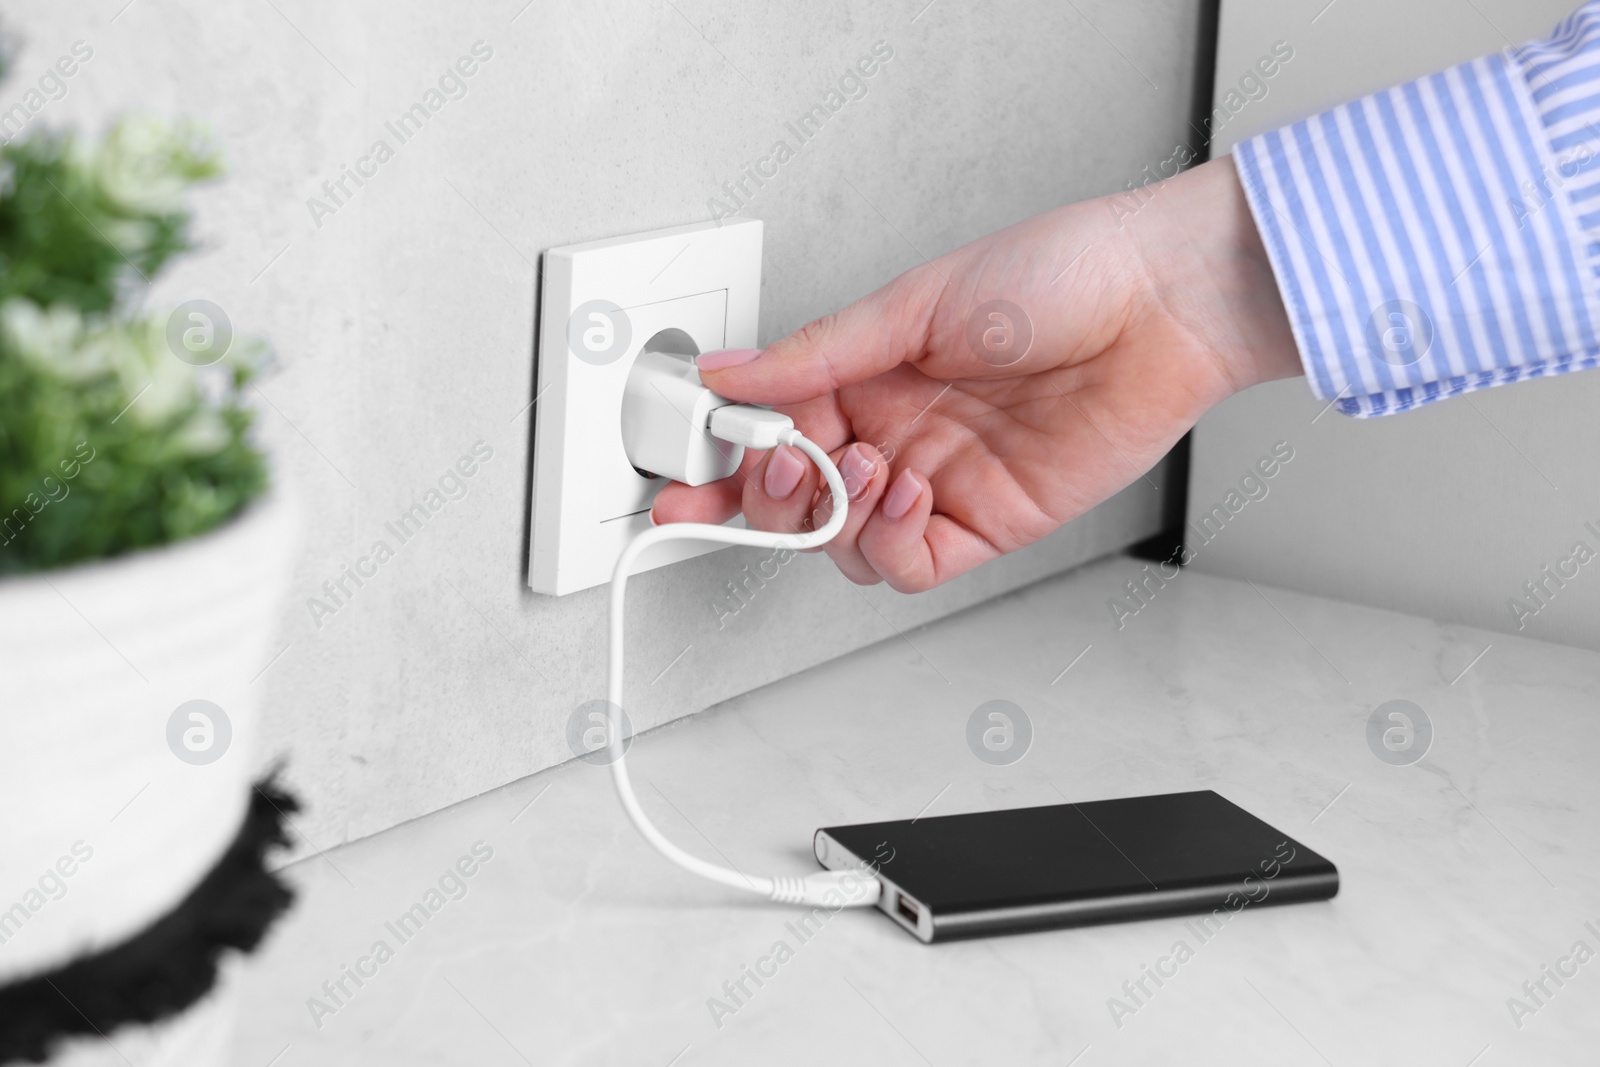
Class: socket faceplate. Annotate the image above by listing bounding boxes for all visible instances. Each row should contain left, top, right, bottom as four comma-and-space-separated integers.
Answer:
528, 218, 762, 596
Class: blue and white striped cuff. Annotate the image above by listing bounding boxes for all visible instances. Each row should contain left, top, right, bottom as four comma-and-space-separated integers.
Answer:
1233, 10, 1600, 418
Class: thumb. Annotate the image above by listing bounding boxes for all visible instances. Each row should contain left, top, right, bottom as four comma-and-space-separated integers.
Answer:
696, 262, 946, 406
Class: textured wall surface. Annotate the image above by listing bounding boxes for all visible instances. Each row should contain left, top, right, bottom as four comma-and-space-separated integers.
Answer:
9, 0, 1207, 848
1192, 0, 1600, 653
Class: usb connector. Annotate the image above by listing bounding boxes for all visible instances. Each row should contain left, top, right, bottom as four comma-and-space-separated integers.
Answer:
707, 404, 794, 450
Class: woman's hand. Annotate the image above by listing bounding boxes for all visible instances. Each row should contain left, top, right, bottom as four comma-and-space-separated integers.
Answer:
650, 157, 1303, 592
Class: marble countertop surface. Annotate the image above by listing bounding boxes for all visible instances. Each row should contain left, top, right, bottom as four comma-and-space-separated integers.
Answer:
231, 554, 1600, 1066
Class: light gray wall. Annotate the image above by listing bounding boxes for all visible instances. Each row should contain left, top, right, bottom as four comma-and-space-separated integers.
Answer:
1194, 0, 1600, 652
11, 0, 1208, 849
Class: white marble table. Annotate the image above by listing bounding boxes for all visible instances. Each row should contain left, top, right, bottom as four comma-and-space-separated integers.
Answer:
230, 555, 1600, 1066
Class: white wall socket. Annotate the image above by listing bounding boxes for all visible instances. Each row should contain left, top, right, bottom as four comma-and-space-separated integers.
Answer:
528, 218, 763, 596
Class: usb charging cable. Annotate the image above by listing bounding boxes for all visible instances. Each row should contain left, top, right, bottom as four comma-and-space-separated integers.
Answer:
604, 359, 881, 908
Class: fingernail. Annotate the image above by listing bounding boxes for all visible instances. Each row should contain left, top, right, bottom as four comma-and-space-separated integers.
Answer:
882, 469, 923, 521
696, 348, 761, 371
764, 444, 805, 499
649, 508, 660, 526
840, 444, 879, 501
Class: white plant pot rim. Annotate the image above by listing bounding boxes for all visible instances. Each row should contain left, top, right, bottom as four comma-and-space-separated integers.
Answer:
0, 488, 289, 591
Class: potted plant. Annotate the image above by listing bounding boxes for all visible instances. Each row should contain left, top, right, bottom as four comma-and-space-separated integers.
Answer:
0, 115, 299, 1065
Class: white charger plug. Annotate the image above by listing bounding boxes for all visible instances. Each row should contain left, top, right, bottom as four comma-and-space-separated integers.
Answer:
620, 349, 745, 485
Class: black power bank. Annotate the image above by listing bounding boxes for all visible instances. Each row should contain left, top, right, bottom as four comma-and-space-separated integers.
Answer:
814, 790, 1338, 943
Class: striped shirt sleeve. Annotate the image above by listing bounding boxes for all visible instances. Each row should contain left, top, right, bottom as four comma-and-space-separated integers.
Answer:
1233, 3, 1600, 417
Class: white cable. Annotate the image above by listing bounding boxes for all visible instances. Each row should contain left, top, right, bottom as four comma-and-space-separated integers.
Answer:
604, 405, 881, 908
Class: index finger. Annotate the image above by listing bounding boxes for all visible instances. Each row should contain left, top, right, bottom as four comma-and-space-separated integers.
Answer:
695, 261, 948, 406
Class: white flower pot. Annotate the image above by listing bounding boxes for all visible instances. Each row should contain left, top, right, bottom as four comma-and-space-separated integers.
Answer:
0, 491, 297, 1064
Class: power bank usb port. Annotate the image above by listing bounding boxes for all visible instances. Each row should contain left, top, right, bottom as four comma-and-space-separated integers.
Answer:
896, 893, 919, 925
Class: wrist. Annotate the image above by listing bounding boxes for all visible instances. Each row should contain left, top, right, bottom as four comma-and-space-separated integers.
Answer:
1131, 155, 1303, 398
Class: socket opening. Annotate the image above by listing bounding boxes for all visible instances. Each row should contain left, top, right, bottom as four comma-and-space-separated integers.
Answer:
639, 326, 698, 359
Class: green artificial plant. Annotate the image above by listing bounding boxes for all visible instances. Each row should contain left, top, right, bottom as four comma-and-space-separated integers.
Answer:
0, 115, 269, 576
